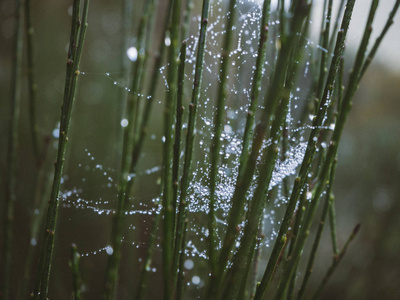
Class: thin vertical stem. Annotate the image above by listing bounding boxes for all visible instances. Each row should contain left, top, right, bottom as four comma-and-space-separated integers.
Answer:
174, 0, 211, 295
33, 1, 89, 298
172, 40, 187, 286
2, 0, 23, 298
162, 0, 182, 297
176, 220, 188, 300
134, 204, 162, 300
208, 0, 238, 292
239, 0, 271, 174
70, 244, 82, 300
103, 1, 154, 298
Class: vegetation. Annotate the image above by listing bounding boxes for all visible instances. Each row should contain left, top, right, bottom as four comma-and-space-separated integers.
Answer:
1, 0, 399, 299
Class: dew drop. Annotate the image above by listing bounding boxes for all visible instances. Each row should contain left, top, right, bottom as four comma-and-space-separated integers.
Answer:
105, 245, 113, 255
52, 128, 59, 139
192, 276, 201, 285
121, 118, 129, 128
165, 37, 171, 46
127, 47, 138, 62
184, 259, 194, 270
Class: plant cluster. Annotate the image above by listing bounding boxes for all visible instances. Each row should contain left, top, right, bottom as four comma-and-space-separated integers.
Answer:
1, 0, 399, 299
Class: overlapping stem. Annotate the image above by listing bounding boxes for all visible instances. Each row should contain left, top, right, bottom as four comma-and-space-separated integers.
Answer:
162, 0, 182, 297
359, 0, 400, 80
311, 224, 360, 300
225, 6, 310, 294
208, 0, 238, 284
297, 158, 338, 300
2, 0, 23, 298
174, 0, 211, 295
254, 1, 356, 298
32, 1, 89, 298
103, 1, 154, 298
218, 3, 310, 296
172, 41, 187, 286
239, 0, 271, 174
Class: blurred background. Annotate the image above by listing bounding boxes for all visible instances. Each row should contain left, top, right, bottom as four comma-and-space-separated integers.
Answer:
1, 0, 399, 299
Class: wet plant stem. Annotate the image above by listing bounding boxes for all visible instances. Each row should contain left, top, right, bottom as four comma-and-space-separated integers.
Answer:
172, 41, 187, 287
297, 158, 338, 300
70, 244, 82, 300
174, 0, 211, 295
223, 4, 311, 298
208, 0, 238, 289
239, 0, 271, 174
134, 204, 162, 300
311, 224, 360, 300
162, 0, 182, 297
32, 1, 89, 298
103, 1, 154, 298
254, 1, 356, 298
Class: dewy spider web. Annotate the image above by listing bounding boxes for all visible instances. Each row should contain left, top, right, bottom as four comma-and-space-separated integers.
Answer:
59, 0, 333, 264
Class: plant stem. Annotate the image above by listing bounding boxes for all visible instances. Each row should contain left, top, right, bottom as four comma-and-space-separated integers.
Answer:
162, 0, 182, 297
70, 244, 82, 300
18, 169, 52, 300
311, 224, 361, 300
297, 158, 338, 300
134, 204, 162, 300
359, 0, 400, 80
255, 1, 356, 298
176, 220, 188, 300
172, 40, 187, 286
32, 1, 89, 298
103, 1, 154, 298
224, 4, 311, 298
2, 0, 23, 298
239, 0, 271, 174
208, 0, 238, 288
174, 0, 211, 294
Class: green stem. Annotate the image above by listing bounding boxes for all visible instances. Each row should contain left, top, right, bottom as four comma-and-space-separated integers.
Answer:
329, 195, 339, 255
359, 0, 400, 80
239, 0, 271, 175
311, 224, 361, 300
174, 0, 211, 295
70, 244, 82, 300
162, 0, 182, 298
316, 0, 332, 101
18, 168, 52, 300
176, 220, 188, 300
103, 1, 154, 298
255, 2, 356, 298
2, 0, 23, 298
297, 158, 338, 300
33, 1, 89, 298
172, 40, 187, 286
134, 204, 162, 300
208, 0, 238, 288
